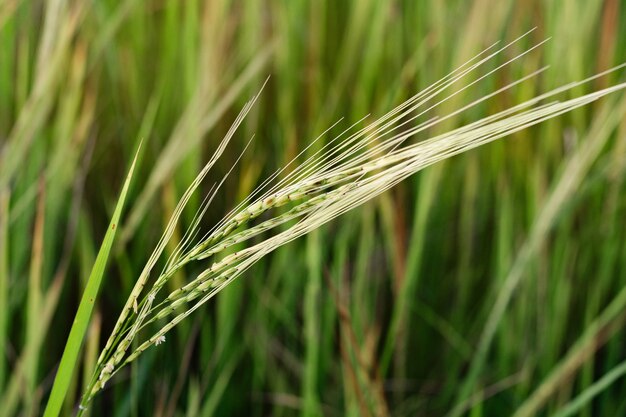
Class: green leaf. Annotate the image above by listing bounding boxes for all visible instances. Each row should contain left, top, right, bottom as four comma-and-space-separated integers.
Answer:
42, 144, 141, 417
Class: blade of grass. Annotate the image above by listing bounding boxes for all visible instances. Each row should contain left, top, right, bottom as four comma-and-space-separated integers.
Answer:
42, 144, 141, 417
25, 175, 45, 412
0, 187, 9, 391
552, 358, 626, 417
513, 285, 626, 417
197, 349, 242, 417
303, 230, 323, 417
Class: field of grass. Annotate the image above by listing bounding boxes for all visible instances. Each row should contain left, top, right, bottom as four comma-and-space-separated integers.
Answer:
2, 0, 626, 416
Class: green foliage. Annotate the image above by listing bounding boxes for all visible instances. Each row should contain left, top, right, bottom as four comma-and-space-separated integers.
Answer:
1, 1, 626, 416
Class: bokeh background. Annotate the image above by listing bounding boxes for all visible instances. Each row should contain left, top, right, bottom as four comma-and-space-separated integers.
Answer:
1, 0, 626, 416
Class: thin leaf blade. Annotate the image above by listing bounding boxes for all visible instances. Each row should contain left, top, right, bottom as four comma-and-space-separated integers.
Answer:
42, 145, 141, 417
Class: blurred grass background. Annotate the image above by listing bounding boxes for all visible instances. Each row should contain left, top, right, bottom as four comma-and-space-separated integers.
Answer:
1, 0, 626, 416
